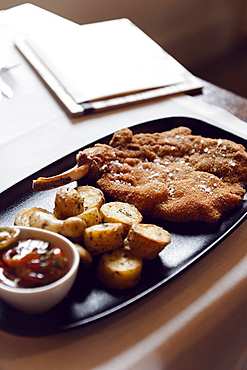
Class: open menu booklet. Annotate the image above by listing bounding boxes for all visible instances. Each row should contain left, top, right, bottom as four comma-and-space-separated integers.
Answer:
15, 17, 203, 116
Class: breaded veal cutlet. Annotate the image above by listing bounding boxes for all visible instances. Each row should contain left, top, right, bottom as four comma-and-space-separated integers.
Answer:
33, 126, 247, 223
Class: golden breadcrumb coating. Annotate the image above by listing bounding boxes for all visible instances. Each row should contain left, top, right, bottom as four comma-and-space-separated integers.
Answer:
75, 126, 247, 222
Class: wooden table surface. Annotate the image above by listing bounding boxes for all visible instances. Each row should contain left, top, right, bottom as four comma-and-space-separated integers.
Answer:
196, 79, 247, 122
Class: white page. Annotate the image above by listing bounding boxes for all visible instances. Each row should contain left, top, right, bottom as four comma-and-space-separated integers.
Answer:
24, 19, 185, 103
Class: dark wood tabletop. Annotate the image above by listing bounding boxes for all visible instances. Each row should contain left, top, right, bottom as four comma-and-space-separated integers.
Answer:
196, 79, 247, 122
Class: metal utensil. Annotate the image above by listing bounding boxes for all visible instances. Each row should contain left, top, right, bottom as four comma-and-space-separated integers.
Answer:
0, 61, 19, 72
0, 76, 14, 98
0, 60, 19, 98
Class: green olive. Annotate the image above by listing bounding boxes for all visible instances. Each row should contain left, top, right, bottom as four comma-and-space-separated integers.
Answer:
0, 227, 20, 250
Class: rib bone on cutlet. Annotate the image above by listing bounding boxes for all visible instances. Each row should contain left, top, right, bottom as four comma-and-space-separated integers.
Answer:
32, 163, 90, 191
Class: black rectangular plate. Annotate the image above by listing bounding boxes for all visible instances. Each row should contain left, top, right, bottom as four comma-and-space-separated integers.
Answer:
0, 116, 247, 336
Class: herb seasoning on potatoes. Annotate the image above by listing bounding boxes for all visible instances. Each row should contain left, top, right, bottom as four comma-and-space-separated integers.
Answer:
14, 185, 171, 289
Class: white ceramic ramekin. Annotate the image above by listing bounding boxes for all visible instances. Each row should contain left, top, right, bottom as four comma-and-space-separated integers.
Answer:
0, 226, 80, 314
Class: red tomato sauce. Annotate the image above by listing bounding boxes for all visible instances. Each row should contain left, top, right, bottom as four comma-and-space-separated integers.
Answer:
0, 239, 69, 288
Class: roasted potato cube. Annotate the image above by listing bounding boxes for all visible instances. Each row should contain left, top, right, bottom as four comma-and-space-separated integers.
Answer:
83, 222, 124, 255
14, 207, 51, 227
62, 217, 86, 240
76, 185, 105, 210
28, 210, 85, 241
53, 186, 84, 219
124, 223, 171, 259
97, 249, 143, 289
74, 243, 93, 267
100, 202, 143, 235
77, 207, 102, 227
29, 210, 64, 233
